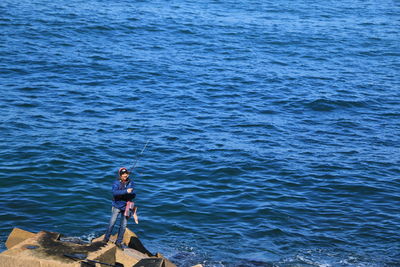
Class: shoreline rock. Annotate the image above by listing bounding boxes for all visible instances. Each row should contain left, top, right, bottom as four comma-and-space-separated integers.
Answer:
0, 227, 202, 267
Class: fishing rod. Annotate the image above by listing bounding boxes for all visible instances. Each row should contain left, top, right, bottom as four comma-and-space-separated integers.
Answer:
129, 140, 149, 173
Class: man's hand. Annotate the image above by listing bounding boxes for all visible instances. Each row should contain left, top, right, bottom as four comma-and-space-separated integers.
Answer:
127, 188, 133, 193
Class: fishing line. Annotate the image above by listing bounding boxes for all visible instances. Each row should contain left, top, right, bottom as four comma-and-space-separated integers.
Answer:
129, 140, 149, 172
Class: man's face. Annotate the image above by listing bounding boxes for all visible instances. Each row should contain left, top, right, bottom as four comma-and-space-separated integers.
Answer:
120, 173, 129, 181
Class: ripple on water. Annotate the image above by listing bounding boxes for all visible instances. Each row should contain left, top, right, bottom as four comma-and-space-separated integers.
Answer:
1, 0, 400, 266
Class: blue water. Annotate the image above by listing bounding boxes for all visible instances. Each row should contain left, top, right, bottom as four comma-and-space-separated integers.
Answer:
1, 0, 399, 266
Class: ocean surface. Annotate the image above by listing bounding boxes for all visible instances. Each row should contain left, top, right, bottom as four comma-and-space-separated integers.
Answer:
0, 0, 399, 266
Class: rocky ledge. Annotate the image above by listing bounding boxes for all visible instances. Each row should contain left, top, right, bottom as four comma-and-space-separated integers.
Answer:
0, 227, 202, 267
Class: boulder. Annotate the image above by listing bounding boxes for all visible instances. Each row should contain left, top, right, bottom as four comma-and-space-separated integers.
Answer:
5, 227, 36, 249
155, 252, 177, 267
133, 258, 163, 267
93, 228, 153, 256
0, 228, 179, 267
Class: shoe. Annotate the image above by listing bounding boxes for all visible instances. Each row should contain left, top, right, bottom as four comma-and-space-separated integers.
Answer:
115, 243, 124, 250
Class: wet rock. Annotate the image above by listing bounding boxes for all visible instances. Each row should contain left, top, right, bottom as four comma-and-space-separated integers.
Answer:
0, 227, 183, 267
133, 258, 163, 267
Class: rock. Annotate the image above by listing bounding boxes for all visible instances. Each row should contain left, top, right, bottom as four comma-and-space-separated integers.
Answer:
5, 227, 36, 249
133, 258, 163, 267
92, 228, 153, 257
0, 227, 179, 267
116, 247, 148, 267
155, 252, 177, 267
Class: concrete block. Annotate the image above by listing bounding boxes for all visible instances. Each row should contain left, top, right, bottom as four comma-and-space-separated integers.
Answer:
155, 252, 177, 267
86, 243, 116, 266
1, 228, 175, 267
121, 228, 138, 245
133, 258, 163, 267
0, 236, 79, 267
1, 230, 107, 267
126, 234, 153, 256
5, 227, 36, 249
115, 248, 144, 267
118, 247, 147, 260
92, 228, 137, 245
92, 228, 152, 256
0, 254, 41, 267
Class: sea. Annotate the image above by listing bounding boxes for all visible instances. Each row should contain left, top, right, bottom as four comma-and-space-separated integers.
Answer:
0, 0, 399, 266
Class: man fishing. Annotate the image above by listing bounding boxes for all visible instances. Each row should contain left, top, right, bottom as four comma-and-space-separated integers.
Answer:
103, 167, 137, 249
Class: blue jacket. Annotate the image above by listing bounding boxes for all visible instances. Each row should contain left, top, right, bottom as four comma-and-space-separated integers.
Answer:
112, 179, 136, 210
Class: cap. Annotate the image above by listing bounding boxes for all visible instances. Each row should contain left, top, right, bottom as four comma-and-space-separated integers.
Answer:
119, 167, 130, 176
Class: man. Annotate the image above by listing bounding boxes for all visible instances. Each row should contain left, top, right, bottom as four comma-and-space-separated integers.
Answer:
103, 167, 136, 249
